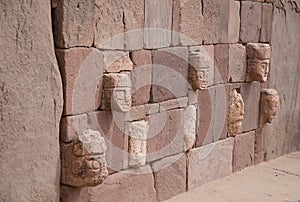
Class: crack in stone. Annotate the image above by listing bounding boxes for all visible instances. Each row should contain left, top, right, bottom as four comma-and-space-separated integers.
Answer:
271, 167, 300, 178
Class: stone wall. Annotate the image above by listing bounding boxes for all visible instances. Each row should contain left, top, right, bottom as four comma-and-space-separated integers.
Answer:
0, 1, 63, 201
0, 0, 299, 201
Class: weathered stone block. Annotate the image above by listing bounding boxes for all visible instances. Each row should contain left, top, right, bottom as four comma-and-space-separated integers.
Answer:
178, 0, 204, 45
53, 0, 95, 48
127, 120, 149, 168
60, 129, 108, 187
87, 111, 128, 173
172, 0, 180, 46
147, 109, 185, 162
188, 90, 198, 104
88, 166, 156, 202
125, 104, 149, 122
144, 0, 172, 49
260, 3, 273, 43
260, 88, 279, 127
229, 44, 247, 82
233, 131, 255, 172
188, 138, 234, 190
103, 51, 133, 73
240, 82, 261, 132
130, 50, 152, 106
240, 1, 262, 43
147, 103, 160, 115
152, 154, 186, 201
159, 97, 188, 112
228, 89, 245, 136
56, 48, 104, 115
60, 114, 88, 143
228, 0, 240, 43
151, 47, 189, 102
214, 44, 229, 84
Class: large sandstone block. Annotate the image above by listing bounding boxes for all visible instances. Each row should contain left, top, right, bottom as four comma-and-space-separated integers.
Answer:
233, 131, 255, 172
88, 166, 156, 202
130, 50, 152, 106
147, 109, 185, 162
229, 44, 247, 82
228, 0, 240, 43
151, 47, 189, 102
184, 105, 197, 150
60, 114, 88, 143
144, 0, 172, 49
240, 1, 262, 43
260, 3, 273, 43
214, 44, 229, 84
56, 48, 104, 115
103, 51, 133, 73
254, 128, 266, 164
53, 0, 95, 48
0, 1, 63, 200
188, 138, 234, 190
152, 154, 186, 201
240, 82, 261, 132
87, 111, 128, 173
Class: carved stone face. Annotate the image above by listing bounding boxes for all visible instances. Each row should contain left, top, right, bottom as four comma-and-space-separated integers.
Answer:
228, 90, 245, 136
101, 73, 131, 112
61, 129, 108, 187
247, 59, 270, 82
189, 51, 210, 90
246, 43, 271, 83
260, 89, 279, 127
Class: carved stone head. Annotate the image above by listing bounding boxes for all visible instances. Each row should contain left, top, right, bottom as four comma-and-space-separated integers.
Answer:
260, 89, 279, 127
246, 43, 271, 83
101, 73, 131, 112
188, 50, 210, 90
228, 89, 245, 136
61, 129, 108, 187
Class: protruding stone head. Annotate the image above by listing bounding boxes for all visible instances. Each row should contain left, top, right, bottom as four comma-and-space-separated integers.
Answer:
101, 73, 131, 112
228, 90, 245, 136
61, 129, 108, 187
246, 43, 271, 83
260, 89, 279, 127
188, 50, 210, 90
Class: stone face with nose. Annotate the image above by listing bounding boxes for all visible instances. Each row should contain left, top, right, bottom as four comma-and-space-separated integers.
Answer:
228, 89, 245, 136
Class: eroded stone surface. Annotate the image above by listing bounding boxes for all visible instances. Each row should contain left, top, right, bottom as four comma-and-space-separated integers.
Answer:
228, 90, 245, 136
103, 51, 133, 73
228, 44, 247, 82
60, 114, 88, 143
260, 3, 273, 43
61, 129, 108, 187
184, 105, 197, 150
260, 89, 279, 127
127, 120, 149, 167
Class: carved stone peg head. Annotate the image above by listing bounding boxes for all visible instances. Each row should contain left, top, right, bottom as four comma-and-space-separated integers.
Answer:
246, 43, 271, 83
101, 73, 131, 112
228, 89, 245, 136
260, 89, 279, 127
188, 50, 210, 90
61, 129, 108, 187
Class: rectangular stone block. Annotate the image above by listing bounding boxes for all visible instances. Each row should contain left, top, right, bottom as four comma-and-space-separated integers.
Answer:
56, 48, 104, 115
233, 131, 255, 172
188, 90, 198, 105
240, 82, 261, 132
178, 0, 204, 45
147, 109, 185, 162
152, 154, 186, 201
172, 0, 180, 46
103, 51, 133, 73
214, 44, 229, 84
229, 44, 247, 82
188, 138, 234, 190
87, 111, 128, 173
53, 0, 95, 48
130, 50, 152, 106
94, 1, 124, 49
228, 0, 240, 43
60, 114, 88, 143
260, 3, 273, 43
240, 1, 262, 43
88, 166, 156, 202
125, 104, 149, 122
151, 47, 189, 102
147, 103, 160, 115
144, 0, 172, 49
254, 128, 266, 164
159, 97, 188, 112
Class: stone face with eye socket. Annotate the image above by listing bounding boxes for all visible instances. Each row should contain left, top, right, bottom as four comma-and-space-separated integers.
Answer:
61, 129, 108, 187
228, 90, 245, 136
188, 50, 210, 90
246, 43, 271, 83
260, 88, 279, 127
